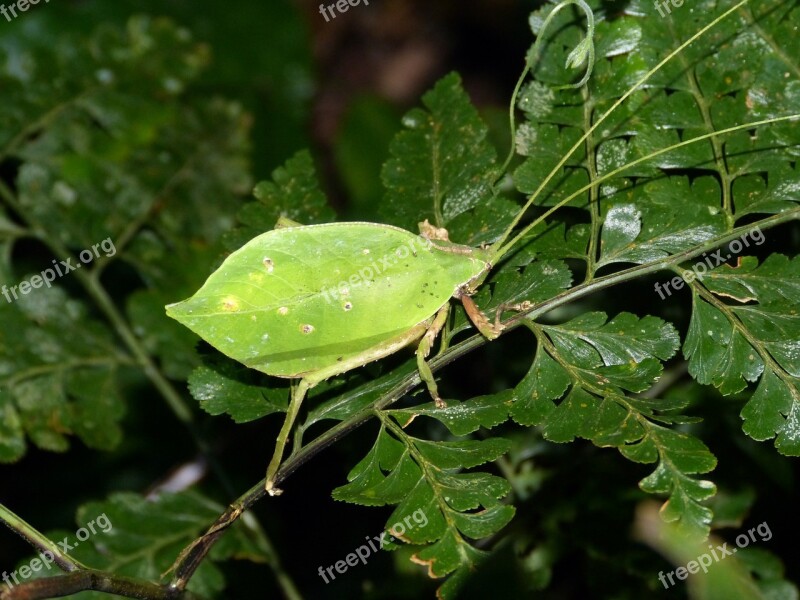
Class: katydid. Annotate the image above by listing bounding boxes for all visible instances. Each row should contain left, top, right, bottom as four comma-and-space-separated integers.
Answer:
166, 0, 797, 495
165, 220, 510, 494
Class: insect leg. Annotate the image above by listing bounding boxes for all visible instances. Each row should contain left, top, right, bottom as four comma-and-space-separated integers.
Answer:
416, 304, 450, 408
493, 301, 533, 329
265, 378, 311, 496
461, 294, 504, 340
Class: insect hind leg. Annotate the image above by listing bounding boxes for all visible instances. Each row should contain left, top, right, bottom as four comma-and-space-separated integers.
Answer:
265, 378, 311, 496
416, 304, 450, 408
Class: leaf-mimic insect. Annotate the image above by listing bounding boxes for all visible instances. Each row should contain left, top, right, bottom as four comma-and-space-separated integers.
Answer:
166, 220, 507, 493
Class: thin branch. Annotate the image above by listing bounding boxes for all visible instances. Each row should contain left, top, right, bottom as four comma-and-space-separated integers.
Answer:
0, 90, 94, 164
0, 505, 85, 572
1, 570, 201, 600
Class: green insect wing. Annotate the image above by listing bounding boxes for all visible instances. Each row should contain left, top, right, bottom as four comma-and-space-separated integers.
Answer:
166, 222, 490, 378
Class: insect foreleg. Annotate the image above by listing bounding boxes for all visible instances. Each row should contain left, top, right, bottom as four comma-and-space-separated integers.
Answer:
416, 304, 451, 408
265, 378, 311, 496
493, 301, 533, 329
460, 294, 504, 340
460, 296, 534, 340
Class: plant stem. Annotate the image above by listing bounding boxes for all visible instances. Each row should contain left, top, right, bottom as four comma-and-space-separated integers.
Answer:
0, 505, 86, 572
492, 114, 799, 264
0, 91, 93, 164
1, 570, 201, 600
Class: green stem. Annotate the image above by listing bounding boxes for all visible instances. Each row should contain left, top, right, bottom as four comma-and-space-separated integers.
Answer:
581, 85, 600, 281
496, 63, 530, 181
265, 381, 309, 495
4, 357, 132, 389
497, 0, 595, 184
674, 25, 734, 219
0, 505, 87, 572
79, 269, 195, 423
489, 0, 752, 261
492, 113, 799, 266
0, 91, 93, 164
687, 275, 798, 393
379, 415, 476, 556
